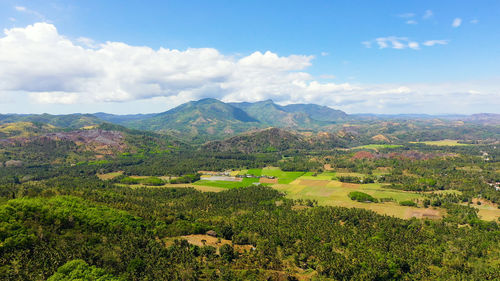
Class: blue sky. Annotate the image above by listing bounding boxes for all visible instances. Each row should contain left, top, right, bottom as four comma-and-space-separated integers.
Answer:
0, 0, 499, 114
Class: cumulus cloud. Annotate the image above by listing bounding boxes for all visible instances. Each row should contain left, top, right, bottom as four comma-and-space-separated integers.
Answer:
0, 22, 497, 115
406, 20, 418, 25
0, 22, 355, 106
452, 18, 462, 28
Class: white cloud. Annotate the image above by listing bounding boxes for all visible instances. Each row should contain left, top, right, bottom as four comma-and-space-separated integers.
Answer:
372, 37, 419, 50
452, 18, 462, 28
408, 42, 419, 50
406, 20, 418, 25
470, 19, 479, 24
423, 10, 433, 19
422, 40, 449, 46
14, 6, 26, 12
364, 37, 448, 50
0, 22, 497, 115
320, 52, 329, 56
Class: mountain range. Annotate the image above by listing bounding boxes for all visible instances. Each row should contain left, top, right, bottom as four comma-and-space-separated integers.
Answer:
1, 98, 499, 142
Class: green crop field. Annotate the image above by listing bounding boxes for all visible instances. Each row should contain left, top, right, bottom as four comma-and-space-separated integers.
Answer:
193, 177, 260, 188
260, 167, 305, 184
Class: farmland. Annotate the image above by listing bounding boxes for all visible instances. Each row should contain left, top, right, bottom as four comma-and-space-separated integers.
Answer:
273, 175, 432, 219
192, 167, 444, 219
410, 139, 472, 146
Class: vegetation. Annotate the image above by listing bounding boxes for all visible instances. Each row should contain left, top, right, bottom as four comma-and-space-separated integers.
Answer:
0, 100, 499, 280
348, 191, 378, 202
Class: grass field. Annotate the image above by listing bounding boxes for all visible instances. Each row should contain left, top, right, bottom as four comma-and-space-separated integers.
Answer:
238, 167, 305, 184
298, 172, 337, 180
466, 199, 500, 221
351, 144, 403, 150
411, 140, 471, 146
116, 183, 225, 192
272, 179, 439, 219
97, 171, 123, 180
260, 167, 305, 184
193, 178, 260, 189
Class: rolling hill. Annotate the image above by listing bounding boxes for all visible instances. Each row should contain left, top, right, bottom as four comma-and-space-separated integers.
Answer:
0, 113, 103, 129
202, 127, 348, 153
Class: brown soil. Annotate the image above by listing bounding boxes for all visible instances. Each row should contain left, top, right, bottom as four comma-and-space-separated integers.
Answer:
260, 178, 278, 184
323, 164, 333, 170
352, 151, 375, 160
406, 208, 442, 219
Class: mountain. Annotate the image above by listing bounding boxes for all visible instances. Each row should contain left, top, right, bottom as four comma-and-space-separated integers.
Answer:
229, 100, 340, 128
464, 113, 500, 125
127, 98, 262, 140
282, 103, 347, 121
0, 113, 102, 129
203, 127, 347, 153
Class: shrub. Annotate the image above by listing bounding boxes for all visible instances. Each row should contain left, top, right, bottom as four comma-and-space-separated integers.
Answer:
399, 200, 417, 207
348, 191, 378, 203
140, 177, 164, 186
120, 177, 140, 185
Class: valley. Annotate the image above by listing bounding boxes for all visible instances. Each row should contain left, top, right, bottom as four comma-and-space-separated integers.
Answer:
0, 98, 499, 280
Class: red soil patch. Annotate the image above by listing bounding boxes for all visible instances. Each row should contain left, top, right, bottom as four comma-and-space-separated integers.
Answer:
352, 151, 375, 160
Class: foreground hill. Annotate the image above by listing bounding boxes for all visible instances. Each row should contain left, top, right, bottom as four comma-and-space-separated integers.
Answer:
0, 122, 182, 165
203, 127, 347, 153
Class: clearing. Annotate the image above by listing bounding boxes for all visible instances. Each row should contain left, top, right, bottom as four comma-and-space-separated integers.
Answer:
411, 140, 471, 146
97, 171, 123, 180
272, 179, 438, 219
163, 234, 254, 254
351, 144, 403, 150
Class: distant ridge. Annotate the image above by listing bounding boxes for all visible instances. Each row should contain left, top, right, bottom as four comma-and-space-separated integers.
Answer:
125, 98, 262, 140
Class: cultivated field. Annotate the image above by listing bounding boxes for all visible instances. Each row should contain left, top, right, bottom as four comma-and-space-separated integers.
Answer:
411, 139, 471, 146
273, 175, 436, 219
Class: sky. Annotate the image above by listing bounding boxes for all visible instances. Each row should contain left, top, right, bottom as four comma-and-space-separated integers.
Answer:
0, 0, 499, 115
